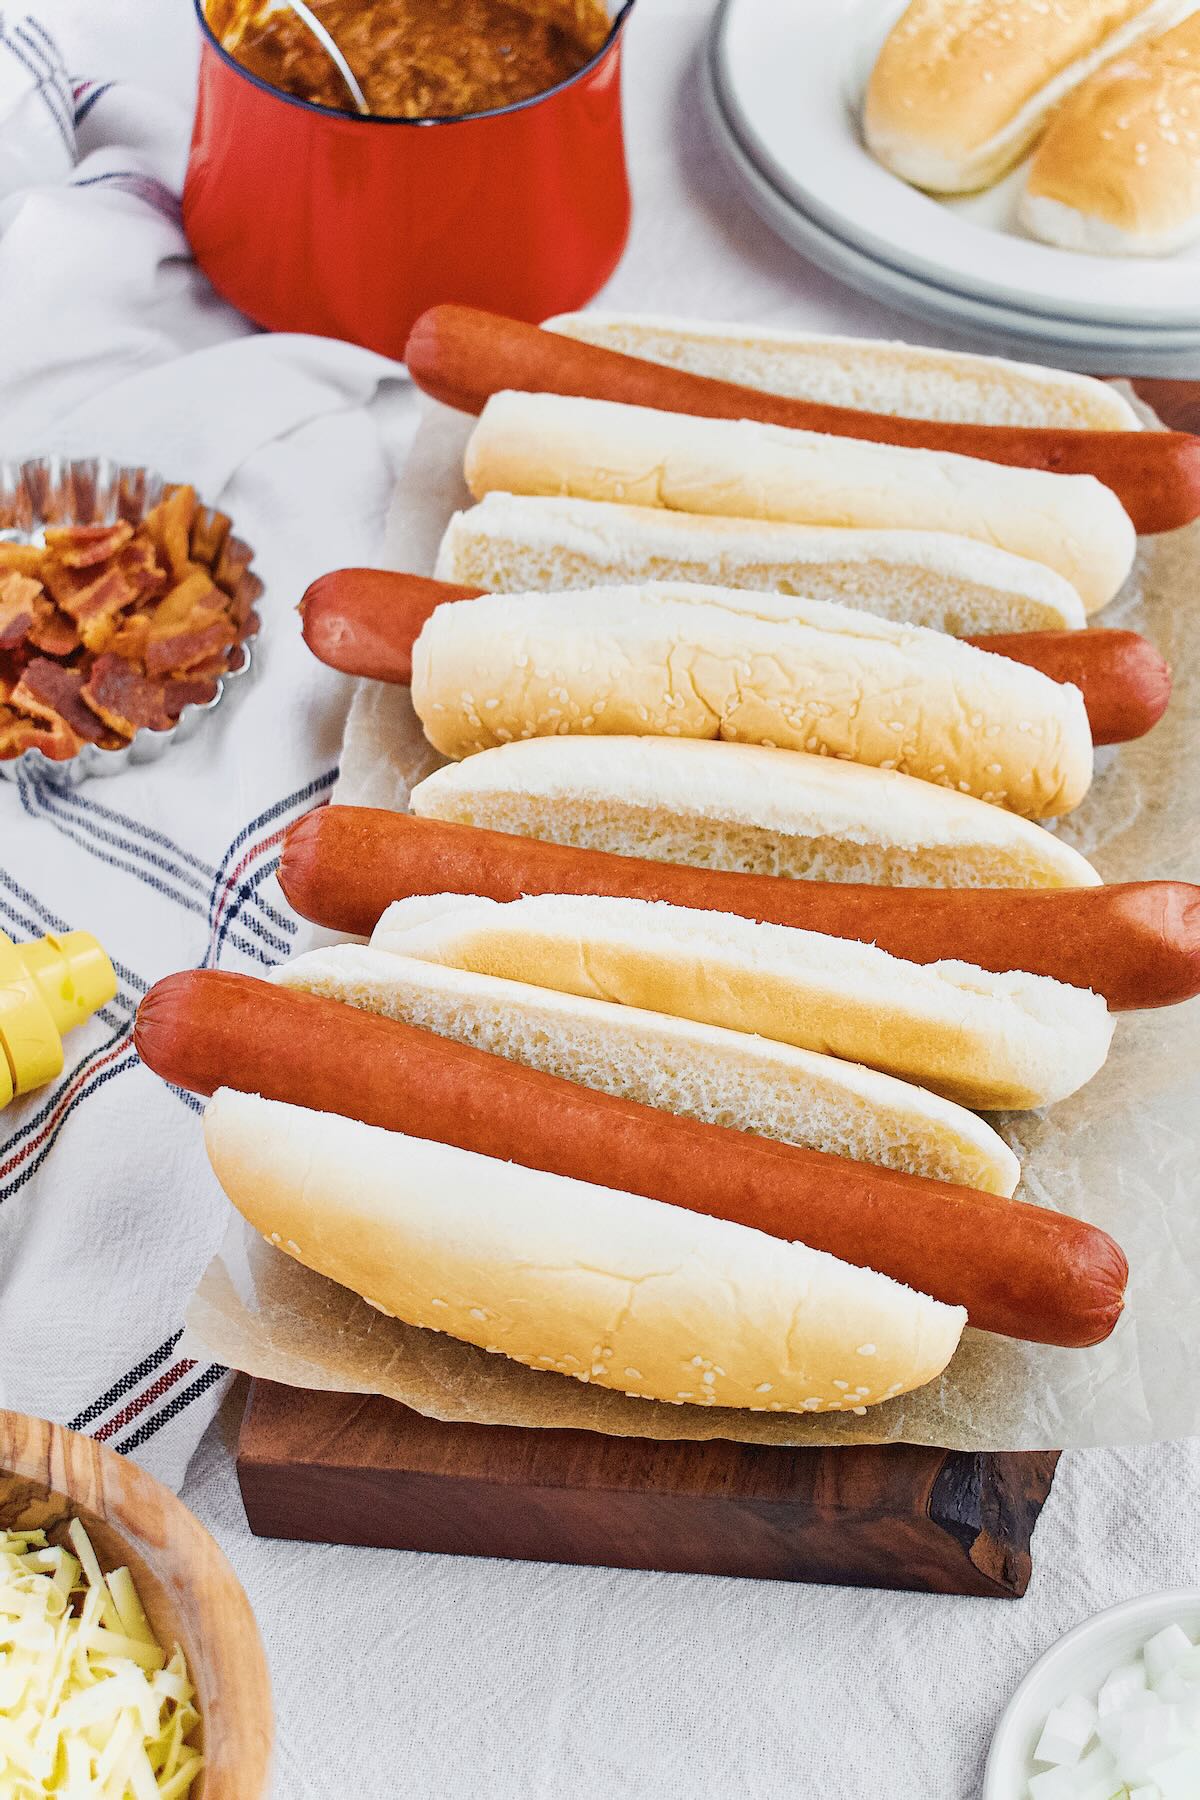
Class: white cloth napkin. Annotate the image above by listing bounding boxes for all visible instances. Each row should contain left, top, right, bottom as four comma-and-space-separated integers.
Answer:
0, 7, 411, 1490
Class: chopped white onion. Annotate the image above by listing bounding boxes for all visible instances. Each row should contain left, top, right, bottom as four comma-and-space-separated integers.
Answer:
1028, 1618, 1200, 1800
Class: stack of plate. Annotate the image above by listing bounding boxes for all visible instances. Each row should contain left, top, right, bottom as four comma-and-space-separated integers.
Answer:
706, 0, 1200, 375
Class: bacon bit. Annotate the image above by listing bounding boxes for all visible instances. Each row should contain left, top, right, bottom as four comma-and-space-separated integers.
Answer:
142, 485, 197, 580
26, 607, 81, 657
43, 520, 134, 568
229, 571, 265, 630
0, 572, 45, 649
12, 659, 108, 743
81, 654, 175, 734
214, 534, 254, 598
149, 567, 219, 631
104, 612, 152, 664
146, 614, 237, 678
44, 540, 167, 651
165, 673, 220, 716
189, 505, 231, 570
0, 703, 84, 762
0, 543, 45, 578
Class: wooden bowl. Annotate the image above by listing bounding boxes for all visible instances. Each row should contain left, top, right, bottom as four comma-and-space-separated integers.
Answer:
0, 1408, 272, 1799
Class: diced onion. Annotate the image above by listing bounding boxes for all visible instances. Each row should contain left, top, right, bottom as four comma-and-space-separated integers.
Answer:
1028, 1618, 1200, 1800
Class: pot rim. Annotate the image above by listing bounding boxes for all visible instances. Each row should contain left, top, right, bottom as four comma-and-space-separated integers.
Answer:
192, 0, 636, 128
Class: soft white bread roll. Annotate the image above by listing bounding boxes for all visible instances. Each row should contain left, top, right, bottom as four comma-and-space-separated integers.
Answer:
863, 0, 1192, 192
274, 944, 1022, 1195
463, 392, 1135, 613
1021, 13, 1200, 253
205, 1089, 967, 1413
410, 737, 1102, 889
544, 313, 1140, 431
435, 495, 1088, 635
410, 582, 1094, 819
371, 893, 1115, 1110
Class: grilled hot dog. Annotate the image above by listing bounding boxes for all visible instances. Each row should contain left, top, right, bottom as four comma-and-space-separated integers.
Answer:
299, 568, 1172, 746
403, 305, 1200, 535
135, 969, 1127, 1347
276, 807, 1200, 1012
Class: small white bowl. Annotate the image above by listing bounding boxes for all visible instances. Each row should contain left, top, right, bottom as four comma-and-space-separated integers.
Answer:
984, 1588, 1200, 1800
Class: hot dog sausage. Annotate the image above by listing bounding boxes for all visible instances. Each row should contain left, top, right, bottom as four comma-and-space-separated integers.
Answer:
403, 305, 1200, 536
277, 806, 1200, 1012
135, 968, 1127, 1346
299, 569, 1172, 746
966, 630, 1171, 746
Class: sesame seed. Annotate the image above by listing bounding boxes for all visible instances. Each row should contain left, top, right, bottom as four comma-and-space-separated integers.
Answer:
702, 1371, 715, 1387
833, 1380, 850, 1390
469, 1307, 488, 1322
856, 1343, 877, 1357
755, 1381, 772, 1394
852, 1405, 867, 1416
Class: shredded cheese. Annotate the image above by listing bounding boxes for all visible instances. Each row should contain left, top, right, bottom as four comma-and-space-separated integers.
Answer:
0, 1522, 204, 1797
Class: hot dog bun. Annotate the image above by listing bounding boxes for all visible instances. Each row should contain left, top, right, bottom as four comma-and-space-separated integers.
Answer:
463, 392, 1136, 613
1021, 13, 1200, 252
274, 944, 1022, 1195
410, 582, 1094, 818
410, 737, 1102, 890
435, 494, 1089, 635
544, 313, 1140, 430
371, 893, 1115, 1110
204, 1087, 968, 1412
863, 0, 1192, 192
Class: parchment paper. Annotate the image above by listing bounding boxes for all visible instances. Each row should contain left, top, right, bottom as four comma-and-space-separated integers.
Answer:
184, 394, 1200, 1451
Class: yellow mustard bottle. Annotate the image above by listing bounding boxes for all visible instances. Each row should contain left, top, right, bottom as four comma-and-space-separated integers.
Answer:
0, 931, 117, 1108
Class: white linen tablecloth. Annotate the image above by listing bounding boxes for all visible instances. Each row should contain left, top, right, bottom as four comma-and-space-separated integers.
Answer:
2, 3, 1197, 1796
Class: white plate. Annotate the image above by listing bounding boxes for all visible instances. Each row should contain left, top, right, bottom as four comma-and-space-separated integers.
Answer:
716, 0, 1200, 330
984, 1590, 1200, 1800
704, 36, 1200, 374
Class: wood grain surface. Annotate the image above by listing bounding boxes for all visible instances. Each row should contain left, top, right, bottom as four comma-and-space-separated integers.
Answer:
0, 1408, 273, 1800
238, 1381, 1059, 1599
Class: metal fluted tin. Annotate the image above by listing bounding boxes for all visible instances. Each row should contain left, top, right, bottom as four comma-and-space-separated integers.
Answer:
0, 456, 257, 785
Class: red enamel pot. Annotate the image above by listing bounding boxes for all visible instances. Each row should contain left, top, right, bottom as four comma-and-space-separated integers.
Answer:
182, 0, 634, 356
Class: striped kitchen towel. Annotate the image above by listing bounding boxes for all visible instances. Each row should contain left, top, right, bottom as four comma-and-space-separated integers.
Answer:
0, 8, 410, 1490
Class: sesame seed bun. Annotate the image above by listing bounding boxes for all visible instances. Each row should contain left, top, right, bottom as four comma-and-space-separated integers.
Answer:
203, 1087, 967, 1414
410, 581, 1095, 818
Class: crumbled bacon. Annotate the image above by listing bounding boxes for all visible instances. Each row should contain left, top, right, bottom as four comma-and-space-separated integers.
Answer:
0, 703, 84, 761
43, 520, 134, 568
229, 571, 265, 630
214, 534, 254, 598
0, 485, 256, 761
26, 607, 81, 657
12, 659, 108, 744
189, 506, 231, 570
0, 572, 45, 650
0, 543, 45, 578
142, 485, 198, 580
81, 653, 184, 735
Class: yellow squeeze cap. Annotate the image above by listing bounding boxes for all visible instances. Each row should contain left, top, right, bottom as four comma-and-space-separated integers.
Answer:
0, 931, 117, 1108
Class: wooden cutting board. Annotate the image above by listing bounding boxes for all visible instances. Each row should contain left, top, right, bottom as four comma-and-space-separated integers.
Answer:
239, 377, 1200, 1598
237, 1381, 1059, 1598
